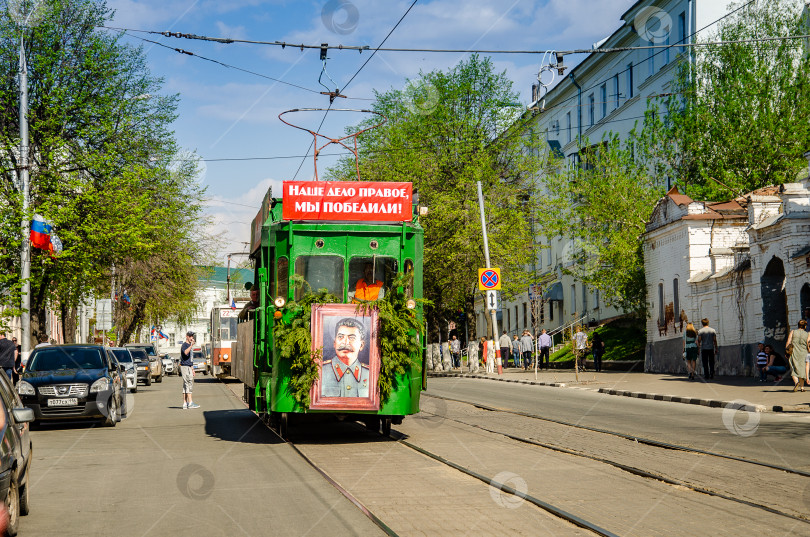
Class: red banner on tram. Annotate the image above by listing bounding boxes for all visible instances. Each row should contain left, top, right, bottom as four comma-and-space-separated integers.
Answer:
282, 181, 412, 222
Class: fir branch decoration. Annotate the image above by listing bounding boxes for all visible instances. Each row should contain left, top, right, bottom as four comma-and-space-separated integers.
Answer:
272, 275, 341, 408
274, 273, 427, 408
356, 272, 428, 404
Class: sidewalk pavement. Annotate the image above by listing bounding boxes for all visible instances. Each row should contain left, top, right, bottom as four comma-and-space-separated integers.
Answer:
427, 367, 810, 413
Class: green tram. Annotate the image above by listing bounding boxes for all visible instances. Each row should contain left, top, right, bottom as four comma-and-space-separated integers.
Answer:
232, 180, 425, 436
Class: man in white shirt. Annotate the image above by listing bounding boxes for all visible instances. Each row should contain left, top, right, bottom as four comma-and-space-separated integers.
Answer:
574, 326, 588, 372
538, 329, 552, 369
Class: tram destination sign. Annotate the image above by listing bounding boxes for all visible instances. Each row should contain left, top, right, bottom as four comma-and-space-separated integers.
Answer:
282, 181, 413, 222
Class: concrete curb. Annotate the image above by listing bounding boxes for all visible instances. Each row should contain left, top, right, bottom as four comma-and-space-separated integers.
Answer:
426, 372, 798, 413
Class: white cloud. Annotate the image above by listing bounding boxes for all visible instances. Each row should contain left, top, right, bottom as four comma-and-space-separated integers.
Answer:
203, 177, 285, 260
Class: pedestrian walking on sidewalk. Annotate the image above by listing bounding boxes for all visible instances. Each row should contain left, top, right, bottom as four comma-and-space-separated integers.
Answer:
520, 330, 533, 370
591, 331, 604, 372
498, 331, 512, 368
762, 344, 787, 383
697, 319, 718, 379
574, 326, 588, 373
785, 320, 809, 392
449, 335, 461, 369
683, 322, 698, 380
538, 329, 552, 369
756, 341, 769, 382
512, 335, 521, 368
180, 332, 200, 409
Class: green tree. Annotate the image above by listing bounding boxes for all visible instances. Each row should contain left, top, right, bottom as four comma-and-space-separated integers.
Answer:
536, 129, 666, 316
0, 0, 206, 342
662, 0, 810, 199
329, 55, 547, 337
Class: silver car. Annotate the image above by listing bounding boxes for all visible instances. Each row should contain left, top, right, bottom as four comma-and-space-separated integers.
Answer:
161, 354, 175, 376
110, 347, 138, 393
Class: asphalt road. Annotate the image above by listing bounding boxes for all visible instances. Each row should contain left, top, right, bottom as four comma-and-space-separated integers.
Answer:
426, 377, 810, 472
23, 375, 383, 537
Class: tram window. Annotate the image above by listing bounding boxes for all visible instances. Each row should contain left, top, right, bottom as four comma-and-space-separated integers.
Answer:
348, 257, 397, 300
217, 312, 238, 340
294, 256, 344, 299
276, 257, 289, 299
404, 259, 414, 297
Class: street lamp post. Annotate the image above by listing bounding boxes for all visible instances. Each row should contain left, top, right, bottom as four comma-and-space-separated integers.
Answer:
19, 35, 31, 357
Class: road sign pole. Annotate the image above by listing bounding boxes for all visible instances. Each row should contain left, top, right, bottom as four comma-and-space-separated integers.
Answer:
477, 181, 501, 375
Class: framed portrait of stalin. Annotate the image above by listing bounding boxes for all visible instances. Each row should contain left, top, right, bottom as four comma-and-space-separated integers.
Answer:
309, 304, 380, 411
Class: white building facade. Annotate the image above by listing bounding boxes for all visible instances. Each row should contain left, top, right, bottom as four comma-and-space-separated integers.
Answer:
486, 0, 733, 339
644, 171, 810, 375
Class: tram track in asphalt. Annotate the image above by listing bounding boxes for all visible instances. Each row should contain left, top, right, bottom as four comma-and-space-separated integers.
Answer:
387, 429, 619, 537
425, 392, 810, 479
416, 397, 810, 526
220, 379, 604, 536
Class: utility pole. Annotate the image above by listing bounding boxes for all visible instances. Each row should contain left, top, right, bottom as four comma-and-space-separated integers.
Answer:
19, 34, 31, 357
477, 181, 501, 375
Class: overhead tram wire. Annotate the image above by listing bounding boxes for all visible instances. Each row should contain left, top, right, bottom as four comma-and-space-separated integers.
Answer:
106, 8, 806, 58
290, 0, 419, 180
107, 29, 373, 100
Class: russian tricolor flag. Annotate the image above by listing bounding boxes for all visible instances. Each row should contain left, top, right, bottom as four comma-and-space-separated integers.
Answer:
30, 215, 51, 250
230, 298, 236, 310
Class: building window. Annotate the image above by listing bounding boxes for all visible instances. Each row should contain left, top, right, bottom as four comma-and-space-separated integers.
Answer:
582, 285, 588, 312
658, 283, 665, 325
678, 12, 686, 53
506, 309, 510, 332
648, 41, 655, 78
566, 112, 571, 144
600, 84, 607, 119
547, 244, 552, 266
522, 303, 527, 329
550, 301, 554, 321
515, 306, 518, 330
594, 289, 600, 310
612, 74, 619, 109
663, 35, 670, 66
673, 278, 679, 317
540, 302, 545, 324
571, 284, 577, 313
588, 94, 595, 126
627, 63, 634, 98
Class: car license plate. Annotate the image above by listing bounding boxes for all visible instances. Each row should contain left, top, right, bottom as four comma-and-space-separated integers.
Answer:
48, 398, 78, 406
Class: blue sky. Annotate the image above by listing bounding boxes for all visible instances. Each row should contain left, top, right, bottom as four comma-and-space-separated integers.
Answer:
105, 0, 641, 260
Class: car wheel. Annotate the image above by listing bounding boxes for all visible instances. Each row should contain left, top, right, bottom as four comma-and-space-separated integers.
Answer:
5, 478, 20, 536
155, 374, 162, 383
131, 386, 137, 394
146, 376, 152, 387
18, 481, 29, 517
104, 396, 118, 427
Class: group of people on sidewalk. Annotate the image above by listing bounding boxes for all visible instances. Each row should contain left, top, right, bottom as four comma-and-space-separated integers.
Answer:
468, 326, 604, 373
684, 316, 810, 390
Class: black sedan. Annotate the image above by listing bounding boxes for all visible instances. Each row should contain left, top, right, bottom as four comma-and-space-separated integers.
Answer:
17, 345, 125, 427
0, 370, 34, 536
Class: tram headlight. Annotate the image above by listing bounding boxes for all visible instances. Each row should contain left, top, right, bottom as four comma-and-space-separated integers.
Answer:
273, 311, 282, 319
406, 299, 416, 309
274, 296, 286, 308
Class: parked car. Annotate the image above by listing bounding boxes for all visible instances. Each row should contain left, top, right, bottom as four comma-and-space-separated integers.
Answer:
110, 348, 138, 393
192, 351, 208, 376
161, 354, 175, 376
125, 343, 163, 383
128, 348, 151, 387
17, 345, 125, 427
0, 370, 34, 536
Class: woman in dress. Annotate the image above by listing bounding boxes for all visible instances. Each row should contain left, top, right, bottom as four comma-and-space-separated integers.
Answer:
683, 322, 698, 380
785, 319, 810, 392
